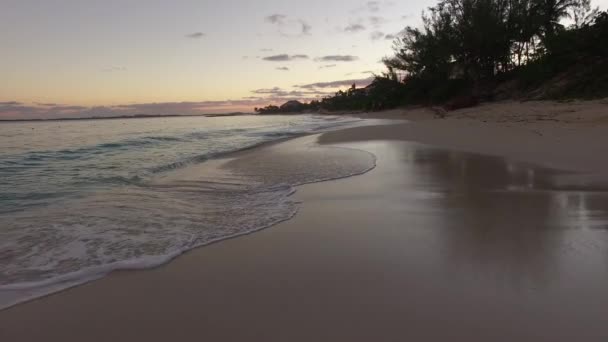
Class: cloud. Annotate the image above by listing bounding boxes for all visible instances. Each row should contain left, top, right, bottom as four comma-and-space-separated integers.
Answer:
345, 70, 376, 76
319, 64, 337, 69
296, 77, 374, 89
185, 32, 205, 39
0, 100, 266, 119
367, 1, 381, 12
251, 87, 286, 95
384, 33, 397, 40
370, 31, 386, 40
101, 66, 127, 72
369, 16, 386, 27
315, 55, 359, 62
352, 1, 394, 14
344, 23, 366, 33
265, 14, 286, 24
49, 105, 88, 111
264, 14, 311, 37
251, 87, 331, 98
260, 48, 274, 52
0, 102, 94, 119
0, 87, 342, 119
111, 102, 246, 114
0, 103, 41, 116
262, 54, 309, 62
276, 67, 290, 71
93, 100, 274, 116
384, 29, 405, 41
301, 21, 312, 35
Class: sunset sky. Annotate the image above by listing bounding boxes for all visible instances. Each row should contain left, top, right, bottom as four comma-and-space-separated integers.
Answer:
2, 0, 607, 119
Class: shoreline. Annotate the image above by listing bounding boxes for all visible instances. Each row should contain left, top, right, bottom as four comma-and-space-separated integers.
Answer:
342, 99, 608, 174
0, 116, 381, 312
2, 100, 608, 341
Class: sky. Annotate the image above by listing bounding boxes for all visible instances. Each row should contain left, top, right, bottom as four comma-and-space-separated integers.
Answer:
1, 0, 607, 119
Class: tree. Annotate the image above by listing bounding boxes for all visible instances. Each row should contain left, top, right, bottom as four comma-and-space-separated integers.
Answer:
253, 1, 608, 114
570, 0, 599, 28
534, 0, 578, 40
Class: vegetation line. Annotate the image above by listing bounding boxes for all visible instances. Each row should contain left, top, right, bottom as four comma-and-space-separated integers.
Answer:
256, 0, 608, 114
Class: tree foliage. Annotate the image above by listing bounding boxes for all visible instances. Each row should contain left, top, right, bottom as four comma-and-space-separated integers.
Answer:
388, 0, 591, 81
253, 0, 607, 113
374, 0, 607, 105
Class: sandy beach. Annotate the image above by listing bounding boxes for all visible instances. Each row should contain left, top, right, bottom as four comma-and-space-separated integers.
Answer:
2, 100, 608, 341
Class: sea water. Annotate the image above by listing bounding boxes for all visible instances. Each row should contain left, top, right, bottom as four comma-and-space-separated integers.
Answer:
0, 114, 376, 309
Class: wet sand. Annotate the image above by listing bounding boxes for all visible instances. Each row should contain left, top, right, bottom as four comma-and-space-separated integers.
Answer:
2, 114, 608, 341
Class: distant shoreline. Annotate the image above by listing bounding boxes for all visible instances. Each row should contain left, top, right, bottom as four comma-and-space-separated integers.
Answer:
0, 112, 252, 123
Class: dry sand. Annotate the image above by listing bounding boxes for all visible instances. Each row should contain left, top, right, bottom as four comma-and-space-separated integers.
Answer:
1, 100, 608, 341
344, 99, 608, 173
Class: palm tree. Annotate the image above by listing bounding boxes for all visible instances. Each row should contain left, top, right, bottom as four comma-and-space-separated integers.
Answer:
534, 0, 578, 39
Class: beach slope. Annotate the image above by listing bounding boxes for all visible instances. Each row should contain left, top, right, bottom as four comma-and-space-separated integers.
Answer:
2, 101, 608, 342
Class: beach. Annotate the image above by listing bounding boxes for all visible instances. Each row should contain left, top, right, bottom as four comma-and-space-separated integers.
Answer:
2, 100, 608, 341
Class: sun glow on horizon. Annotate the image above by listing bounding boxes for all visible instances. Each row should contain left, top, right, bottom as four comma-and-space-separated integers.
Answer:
2, 0, 607, 118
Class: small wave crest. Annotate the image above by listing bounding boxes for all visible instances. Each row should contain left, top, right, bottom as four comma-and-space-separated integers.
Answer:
0, 178, 299, 309
0, 115, 376, 310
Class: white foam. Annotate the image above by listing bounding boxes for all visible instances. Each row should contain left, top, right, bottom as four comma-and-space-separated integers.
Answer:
0, 125, 377, 311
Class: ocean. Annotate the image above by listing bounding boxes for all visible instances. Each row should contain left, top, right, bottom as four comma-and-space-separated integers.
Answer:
0, 114, 375, 309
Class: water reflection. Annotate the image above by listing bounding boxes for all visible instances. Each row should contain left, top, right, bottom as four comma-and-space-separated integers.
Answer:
403, 145, 608, 227
382, 142, 608, 290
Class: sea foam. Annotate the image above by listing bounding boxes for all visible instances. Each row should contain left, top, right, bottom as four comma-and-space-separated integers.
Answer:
0, 115, 378, 310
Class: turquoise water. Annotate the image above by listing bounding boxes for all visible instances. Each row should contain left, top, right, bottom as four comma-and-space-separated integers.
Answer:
0, 114, 373, 309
